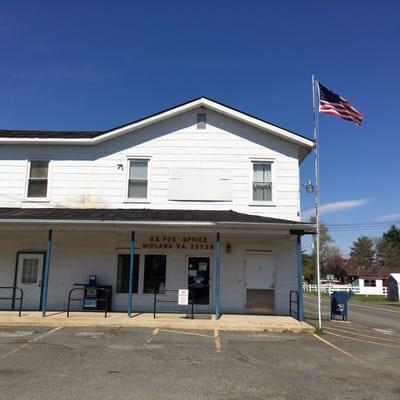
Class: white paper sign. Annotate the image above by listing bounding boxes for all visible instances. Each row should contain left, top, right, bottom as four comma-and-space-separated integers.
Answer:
178, 289, 189, 305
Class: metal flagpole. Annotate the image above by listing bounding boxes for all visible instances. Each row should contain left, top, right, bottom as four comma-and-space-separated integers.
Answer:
312, 74, 322, 329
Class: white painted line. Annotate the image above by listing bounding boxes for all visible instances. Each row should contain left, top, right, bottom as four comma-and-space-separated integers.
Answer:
0, 327, 63, 360
326, 326, 397, 343
312, 333, 360, 361
325, 330, 400, 349
159, 329, 212, 338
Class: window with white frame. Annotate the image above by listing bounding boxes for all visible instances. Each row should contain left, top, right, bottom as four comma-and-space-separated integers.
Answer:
27, 160, 49, 198
252, 161, 272, 201
127, 159, 149, 199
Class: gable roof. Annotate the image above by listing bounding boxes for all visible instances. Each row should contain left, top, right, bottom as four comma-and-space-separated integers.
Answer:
0, 97, 314, 151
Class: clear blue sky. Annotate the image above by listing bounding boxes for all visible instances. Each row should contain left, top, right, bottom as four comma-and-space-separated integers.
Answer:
1, 1, 399, 255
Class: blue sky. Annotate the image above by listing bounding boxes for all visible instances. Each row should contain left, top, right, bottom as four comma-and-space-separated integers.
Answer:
1, 1, 399, 255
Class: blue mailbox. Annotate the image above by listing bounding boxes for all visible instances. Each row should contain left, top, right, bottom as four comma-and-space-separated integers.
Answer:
330, 291, 353, 320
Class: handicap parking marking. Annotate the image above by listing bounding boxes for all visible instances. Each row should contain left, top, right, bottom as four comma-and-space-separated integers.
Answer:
0, 326, 63, 360
312, 333, 360, 362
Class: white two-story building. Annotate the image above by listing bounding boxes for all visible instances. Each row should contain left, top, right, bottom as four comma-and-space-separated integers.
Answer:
0, 97, 314, 319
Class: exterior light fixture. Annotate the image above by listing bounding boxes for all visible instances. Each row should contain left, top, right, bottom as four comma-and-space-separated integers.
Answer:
303, 180, 314, 193
226, 243, 231, 253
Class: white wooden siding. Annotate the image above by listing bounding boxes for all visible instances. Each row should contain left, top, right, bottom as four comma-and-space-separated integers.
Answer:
0, 108, 302, 220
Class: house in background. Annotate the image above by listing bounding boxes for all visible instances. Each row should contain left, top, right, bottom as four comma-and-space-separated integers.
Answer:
352, 275, 388, 296
0, 97, 314, 319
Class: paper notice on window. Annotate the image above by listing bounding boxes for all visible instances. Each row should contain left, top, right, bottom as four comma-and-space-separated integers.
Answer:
198, 262, 208, 271
189, 270, 197, 277
178, 289, 189, 305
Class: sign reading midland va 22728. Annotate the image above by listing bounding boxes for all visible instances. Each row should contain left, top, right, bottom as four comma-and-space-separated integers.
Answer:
142, 236, 214, 251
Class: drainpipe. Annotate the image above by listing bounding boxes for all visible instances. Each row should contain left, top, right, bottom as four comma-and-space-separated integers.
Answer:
41, 229, 53, 317
297, 234, 304, 322
128, 231, 135, 318
215, 232, 221, 320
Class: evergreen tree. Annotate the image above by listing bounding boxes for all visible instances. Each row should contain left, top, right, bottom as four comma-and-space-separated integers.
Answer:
376, 225, 400, 268
349, 236, 375, 274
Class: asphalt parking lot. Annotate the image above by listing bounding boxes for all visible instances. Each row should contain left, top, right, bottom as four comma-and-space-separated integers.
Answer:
0, 321, 399, 400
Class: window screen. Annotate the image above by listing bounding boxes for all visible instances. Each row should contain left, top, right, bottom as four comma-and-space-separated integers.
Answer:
143, 255, 166, 294
27, 160, 49, 198
128, 160, 148, 199
252, 162, 272, 201
116, 254, 140, 293
21, 258, 39, 284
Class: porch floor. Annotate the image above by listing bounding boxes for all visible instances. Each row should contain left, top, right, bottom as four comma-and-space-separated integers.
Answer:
0, 311, 313, 333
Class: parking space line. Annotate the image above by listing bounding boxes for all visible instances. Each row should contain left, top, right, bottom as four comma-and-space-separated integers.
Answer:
312, 333, 360, 361
325, 330, 400, 349
214, 330, 221, 353
325, 327, 398, 343
0, 327, 63, 360
159, 329, 212, 338
146, 328, 160, 344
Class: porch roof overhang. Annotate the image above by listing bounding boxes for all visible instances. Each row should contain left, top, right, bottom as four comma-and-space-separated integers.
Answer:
0, 208, 315, 235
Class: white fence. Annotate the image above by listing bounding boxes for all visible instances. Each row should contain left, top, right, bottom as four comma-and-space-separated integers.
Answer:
303, 283, 387, 296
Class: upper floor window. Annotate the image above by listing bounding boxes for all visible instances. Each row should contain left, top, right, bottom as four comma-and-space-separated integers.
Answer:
27, 160, 49, 198
252, 161, 272, 201
128, 159, 149, 199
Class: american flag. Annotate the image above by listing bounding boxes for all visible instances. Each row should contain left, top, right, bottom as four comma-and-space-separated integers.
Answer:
318, 82, 363, 126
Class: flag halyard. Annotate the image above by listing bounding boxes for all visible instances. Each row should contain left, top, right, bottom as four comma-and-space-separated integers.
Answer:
318, 82, 363, 126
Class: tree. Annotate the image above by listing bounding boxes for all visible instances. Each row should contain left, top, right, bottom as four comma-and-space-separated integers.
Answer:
309, 216, 334, 277
302, 216, 340, 282
349, 236, 375, 275
376, 225, 400, 268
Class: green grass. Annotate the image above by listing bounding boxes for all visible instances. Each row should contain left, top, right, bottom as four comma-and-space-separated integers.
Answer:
350, 294, 387, 302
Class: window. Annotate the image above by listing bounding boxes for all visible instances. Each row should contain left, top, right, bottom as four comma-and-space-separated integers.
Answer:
197, 113, 206, 129
252, 162, 272, 201
143, 255, 166, 294
128, 159, 148, 199
116, 254, 140, 293
364, 279, 376, 287
27, 160, 49, 198
21, 258, 39, 284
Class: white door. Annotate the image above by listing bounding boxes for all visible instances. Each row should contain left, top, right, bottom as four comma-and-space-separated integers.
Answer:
245, 254, 275, 313
16, 253, 44, 310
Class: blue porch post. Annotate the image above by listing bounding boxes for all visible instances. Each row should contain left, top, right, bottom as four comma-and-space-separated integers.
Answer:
215, 233, 221, 320
128, 231, 135, 318
41, 229, 53, 317
296, 234, 304, 322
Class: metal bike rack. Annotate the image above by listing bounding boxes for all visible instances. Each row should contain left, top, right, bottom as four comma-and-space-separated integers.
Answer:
289, 290, 299, 320
153, 288, 195, 320
67, 287, 110, 318
0, 286, 24, 317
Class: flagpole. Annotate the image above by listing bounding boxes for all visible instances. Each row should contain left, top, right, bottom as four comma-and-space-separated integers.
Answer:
312, 74, 322, 329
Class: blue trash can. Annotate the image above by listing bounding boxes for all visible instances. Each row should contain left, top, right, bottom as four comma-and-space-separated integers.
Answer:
330, 291, 353, 320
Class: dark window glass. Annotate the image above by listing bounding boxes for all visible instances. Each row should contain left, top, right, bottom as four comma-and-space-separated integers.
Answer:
116, 254, 140, 293
197, 113, 206, 129
28, 160, 49, 198
144, 255, 166, 294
